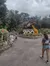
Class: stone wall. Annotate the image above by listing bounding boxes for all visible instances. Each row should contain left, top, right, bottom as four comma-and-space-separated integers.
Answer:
0, 30, 17, 53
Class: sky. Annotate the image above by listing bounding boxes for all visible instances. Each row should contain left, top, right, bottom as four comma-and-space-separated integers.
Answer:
6, 0, 50, 17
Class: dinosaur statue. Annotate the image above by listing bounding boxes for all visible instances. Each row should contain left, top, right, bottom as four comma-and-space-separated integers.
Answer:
32, 25, 38, 35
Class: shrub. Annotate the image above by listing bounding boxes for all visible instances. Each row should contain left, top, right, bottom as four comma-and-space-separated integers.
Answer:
0, 29, 8, 42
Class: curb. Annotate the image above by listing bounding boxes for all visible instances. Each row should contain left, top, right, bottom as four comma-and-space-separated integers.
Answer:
18, 34, 42, 39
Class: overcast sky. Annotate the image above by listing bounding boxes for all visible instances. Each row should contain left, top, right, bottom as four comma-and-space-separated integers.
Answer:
6, 0, 50, 17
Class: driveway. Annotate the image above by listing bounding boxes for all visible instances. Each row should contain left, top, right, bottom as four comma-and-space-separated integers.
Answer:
0, 37, 50, 66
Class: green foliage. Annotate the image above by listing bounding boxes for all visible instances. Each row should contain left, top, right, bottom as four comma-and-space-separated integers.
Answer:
20, 13, 29, 22
0, 32, 2, 41
0, 0, 7, 27
0, 0, 6, 4
6, 10, 21, 31
0, 29, 8, 42
40, 17, 50, 28
3, 33, 7, 41
40, 28, 50, 34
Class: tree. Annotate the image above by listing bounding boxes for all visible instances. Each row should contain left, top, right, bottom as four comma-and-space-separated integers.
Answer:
15, 10, 20, 25
41, 16, 50, 28
6, 10, 21, 31
0, 0, 7, 26
20, 13, 29, 22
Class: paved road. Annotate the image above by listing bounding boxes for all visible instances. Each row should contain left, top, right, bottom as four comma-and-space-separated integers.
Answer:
0, 37, 50, 66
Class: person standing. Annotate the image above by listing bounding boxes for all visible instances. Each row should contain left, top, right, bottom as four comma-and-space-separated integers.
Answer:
40, 33, 50, 63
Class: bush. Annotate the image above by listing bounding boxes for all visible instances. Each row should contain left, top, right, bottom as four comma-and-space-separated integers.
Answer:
40, 28, 50, 34
0, 29, 8, 42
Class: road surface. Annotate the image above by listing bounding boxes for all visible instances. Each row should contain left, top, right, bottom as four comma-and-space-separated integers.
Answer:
0, 37, 50, 66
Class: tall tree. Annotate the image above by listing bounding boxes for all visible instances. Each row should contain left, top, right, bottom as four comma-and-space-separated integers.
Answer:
6, 10, 21, 30
20, 13, 29, 22
0, 0, 7, 26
